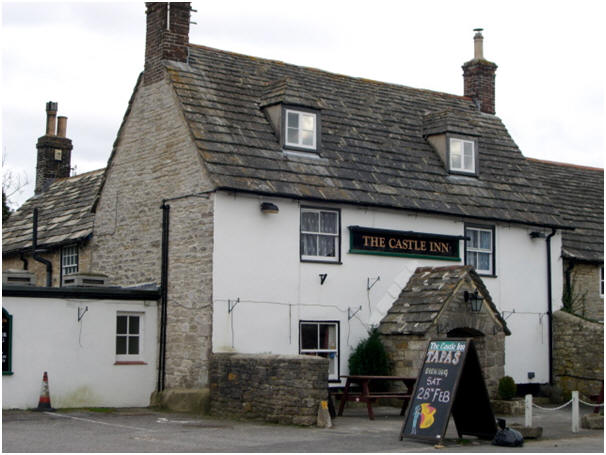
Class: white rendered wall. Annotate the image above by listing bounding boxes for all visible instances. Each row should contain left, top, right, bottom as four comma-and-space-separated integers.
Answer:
212, 191, 562, 385
2, 296, 157, 409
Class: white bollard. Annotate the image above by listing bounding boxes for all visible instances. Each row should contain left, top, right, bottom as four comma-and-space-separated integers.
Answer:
572, 391, 579, 433
525, 394, 533, 427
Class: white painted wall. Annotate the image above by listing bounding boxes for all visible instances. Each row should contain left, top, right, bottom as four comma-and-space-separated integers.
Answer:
2, 296, 157, 409
212, 191, 562, 385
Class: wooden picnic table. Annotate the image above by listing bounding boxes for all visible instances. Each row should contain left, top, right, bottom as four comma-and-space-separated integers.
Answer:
336, 375, 416, 420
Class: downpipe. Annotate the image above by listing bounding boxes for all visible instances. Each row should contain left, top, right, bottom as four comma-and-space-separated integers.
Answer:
545, 228, 556, 386
157, 202, 170, 392
32, 208, 52, 287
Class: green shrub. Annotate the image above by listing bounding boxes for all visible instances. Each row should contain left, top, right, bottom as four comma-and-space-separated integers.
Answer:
497, 376, 517, 400
348, 329, 391, 392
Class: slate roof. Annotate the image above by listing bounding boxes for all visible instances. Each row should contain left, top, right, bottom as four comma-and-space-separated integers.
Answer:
2, 169, 104, 254
526, 158, 604, 263
162, 44, 569, 229
378, 265, 510, 336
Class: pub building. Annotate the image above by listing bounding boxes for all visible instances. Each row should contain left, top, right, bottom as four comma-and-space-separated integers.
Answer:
5, 3, 590, 411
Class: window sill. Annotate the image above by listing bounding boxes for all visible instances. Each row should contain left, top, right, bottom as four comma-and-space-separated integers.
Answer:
475, 273, 497, 278
300, 259, 342, 265
114, 361, 147, 366
3, 371, 14, 376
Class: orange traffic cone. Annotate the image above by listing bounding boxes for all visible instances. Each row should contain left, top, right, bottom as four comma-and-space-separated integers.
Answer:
34, 371, 55, 412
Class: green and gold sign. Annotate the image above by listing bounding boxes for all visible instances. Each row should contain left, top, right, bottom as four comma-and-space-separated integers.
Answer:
348, 226, 461, 260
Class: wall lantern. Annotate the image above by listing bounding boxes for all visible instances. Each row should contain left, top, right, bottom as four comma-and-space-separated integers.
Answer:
464, 289, 484, 313
260, 202, 279, 214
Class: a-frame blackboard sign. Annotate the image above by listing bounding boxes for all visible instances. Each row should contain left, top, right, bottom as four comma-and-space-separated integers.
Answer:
400, 338, 496, 443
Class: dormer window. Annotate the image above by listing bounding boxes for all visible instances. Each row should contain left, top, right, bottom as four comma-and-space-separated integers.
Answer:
449, 137, 477, 174
285, 109, 317, 150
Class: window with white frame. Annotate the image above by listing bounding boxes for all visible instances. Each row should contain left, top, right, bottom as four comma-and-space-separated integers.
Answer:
300, 208, 340, 262
61, 245, 79, 276
285, 109, 317, 150
116, 313, 143, 362
449, 138, 476, 174
299, 321, 339, 381
465, 225, 494, 275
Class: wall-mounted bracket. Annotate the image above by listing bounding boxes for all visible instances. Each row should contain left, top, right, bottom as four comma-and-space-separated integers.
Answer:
228, 298, 240, 314
319, 273, 328, 285
367, 276, 380, 291
348, 306, 362, 321
77, 306, 89, 322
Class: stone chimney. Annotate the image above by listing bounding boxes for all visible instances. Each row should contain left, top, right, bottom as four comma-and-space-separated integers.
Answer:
144, 2, 191, 86
35, 102, 73, 194
462, 29, 498, 114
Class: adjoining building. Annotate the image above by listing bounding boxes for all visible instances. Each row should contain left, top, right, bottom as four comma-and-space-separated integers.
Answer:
527, 158, 604, 322
2, 102, 103, 288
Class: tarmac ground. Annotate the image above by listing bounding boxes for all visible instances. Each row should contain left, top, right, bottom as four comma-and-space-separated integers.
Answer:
2, 405, 603, 452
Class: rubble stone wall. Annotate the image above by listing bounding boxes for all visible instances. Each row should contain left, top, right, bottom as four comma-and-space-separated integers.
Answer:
91, 77, 215, 388
566, 262, 604, 321
553, 310, 603, 399
209, 353, 328, 426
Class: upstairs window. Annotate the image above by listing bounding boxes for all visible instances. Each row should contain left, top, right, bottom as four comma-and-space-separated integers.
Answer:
449, 138, 476, 174
61, 245, 79, 276
300, 208, 340, 262
285, 109, 317, 150
465, 225, 494, 275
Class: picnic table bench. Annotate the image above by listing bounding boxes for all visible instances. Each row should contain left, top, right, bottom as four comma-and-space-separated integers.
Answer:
334, 375, 416, 420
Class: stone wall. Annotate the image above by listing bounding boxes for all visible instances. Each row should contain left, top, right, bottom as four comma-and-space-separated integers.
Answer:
91, 76, 215, 388
566, 261, 604, 321
553, 310, 604, 399
209, 353, 328, 426
3, 243, 93, 287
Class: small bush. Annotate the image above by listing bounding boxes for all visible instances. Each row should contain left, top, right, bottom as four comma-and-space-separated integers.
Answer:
348, 329, 391, 391
348, 328, 391, 376
497, 376, 517, 400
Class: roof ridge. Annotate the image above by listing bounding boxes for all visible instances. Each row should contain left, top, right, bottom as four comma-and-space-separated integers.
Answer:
54, 168, 106, 183
187, 43, 470, 101
527, 157, 604, 172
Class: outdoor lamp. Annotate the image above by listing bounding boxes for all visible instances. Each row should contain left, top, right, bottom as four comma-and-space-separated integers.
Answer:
464, 290, 483, 313
260, 202, 279, 214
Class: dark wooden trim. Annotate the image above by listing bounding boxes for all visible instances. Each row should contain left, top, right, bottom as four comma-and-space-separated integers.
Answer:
3, 285, 160, 301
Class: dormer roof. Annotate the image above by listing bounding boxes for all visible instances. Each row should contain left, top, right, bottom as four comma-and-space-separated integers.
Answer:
259, 78, 325, 110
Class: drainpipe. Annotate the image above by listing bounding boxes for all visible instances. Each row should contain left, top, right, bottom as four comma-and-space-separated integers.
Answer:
157, 202, 170, 392
32, 208, 52, 287
545, 228, 556, 385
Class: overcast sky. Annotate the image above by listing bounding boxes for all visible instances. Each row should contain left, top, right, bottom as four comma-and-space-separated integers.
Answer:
2, 0, 604, 209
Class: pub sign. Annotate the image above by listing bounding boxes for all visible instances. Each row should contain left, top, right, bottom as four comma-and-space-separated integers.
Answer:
349, 226, 461, 261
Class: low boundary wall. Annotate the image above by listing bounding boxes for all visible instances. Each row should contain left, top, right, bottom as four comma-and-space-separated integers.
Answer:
209, 353, 327, 425
553, 310, 603, 399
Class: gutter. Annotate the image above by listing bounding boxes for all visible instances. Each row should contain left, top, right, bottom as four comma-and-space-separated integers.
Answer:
3, 285, 160, 301
214, 186, 573, 232
32, 208, 52, 287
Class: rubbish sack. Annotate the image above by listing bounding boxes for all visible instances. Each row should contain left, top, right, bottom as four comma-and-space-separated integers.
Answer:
492, 427, 524, 447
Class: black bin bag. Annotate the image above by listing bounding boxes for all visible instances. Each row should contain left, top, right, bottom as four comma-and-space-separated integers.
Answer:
492, 419, 524, 447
